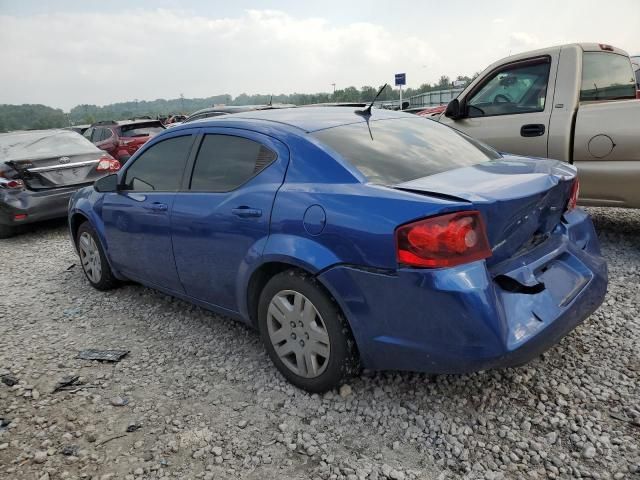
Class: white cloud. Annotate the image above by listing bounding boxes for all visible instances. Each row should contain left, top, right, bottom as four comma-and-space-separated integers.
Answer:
0, 9, 438, 110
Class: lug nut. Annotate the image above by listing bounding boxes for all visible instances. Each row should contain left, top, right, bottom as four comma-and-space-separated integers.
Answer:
290, 321, 296, 328
291, 333, 296, 339
298, 321, 304, 327
299, 340, 305, 347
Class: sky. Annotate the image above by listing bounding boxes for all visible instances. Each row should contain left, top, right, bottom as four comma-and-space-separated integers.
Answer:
0, 0, 638, 111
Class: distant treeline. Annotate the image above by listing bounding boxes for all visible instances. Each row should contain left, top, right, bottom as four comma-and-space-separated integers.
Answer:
0, 104, 68, 132
1, 74, 476, 132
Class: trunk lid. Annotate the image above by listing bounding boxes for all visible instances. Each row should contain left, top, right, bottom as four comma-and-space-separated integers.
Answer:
1, 130, 108, 190
395, 156, 577, 266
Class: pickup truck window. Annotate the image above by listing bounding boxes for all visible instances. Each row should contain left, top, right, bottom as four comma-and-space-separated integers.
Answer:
467, 60, 550, 118
580, 52, 636, 101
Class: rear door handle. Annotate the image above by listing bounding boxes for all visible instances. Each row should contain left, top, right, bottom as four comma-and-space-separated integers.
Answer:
231, 206, 262, 218
144, 202, 168, 212
520, 124, 545, 137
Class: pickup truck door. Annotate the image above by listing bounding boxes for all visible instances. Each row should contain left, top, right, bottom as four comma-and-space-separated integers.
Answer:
439, 55, 557, 159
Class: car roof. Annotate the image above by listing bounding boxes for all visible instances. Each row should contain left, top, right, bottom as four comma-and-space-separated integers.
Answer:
180, 106, 409, 133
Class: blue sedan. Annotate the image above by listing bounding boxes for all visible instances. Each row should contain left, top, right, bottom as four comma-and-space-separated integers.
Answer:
68, 107, 607, 392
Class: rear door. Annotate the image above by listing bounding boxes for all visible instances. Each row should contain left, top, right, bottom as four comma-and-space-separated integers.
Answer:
440, 56, 557, 158
102, 132, 196, 291
94, 127, 117, 156
171, 128, 289, 312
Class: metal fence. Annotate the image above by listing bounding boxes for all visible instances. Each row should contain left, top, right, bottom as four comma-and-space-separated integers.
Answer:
374, 87, 464, 110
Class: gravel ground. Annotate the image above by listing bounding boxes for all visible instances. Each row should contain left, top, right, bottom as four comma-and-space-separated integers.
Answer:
0, 208, 638, 480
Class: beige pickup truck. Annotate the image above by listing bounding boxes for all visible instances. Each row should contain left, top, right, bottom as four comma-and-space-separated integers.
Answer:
438, 43, 640, 208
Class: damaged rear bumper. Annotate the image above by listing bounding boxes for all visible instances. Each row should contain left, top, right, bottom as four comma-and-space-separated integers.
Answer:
318, 208, 607, 373
0, 185, 87, 227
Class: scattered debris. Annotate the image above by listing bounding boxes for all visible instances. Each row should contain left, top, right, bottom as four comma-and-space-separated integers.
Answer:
66, 263, 76, 270
61, 445, 79, 456
110, 396, 128, 407
1, 374, 19, 387
96, 434, 126, 447
52, 376, 82, 394
77, 349, 129, 362
126, 423, 141, 432
0, 418, 10, 431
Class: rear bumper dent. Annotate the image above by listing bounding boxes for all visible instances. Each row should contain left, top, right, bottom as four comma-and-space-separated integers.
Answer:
318, 209, 607, 373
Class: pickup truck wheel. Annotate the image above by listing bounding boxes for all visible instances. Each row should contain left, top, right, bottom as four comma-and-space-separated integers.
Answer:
258, 269, 360, 393
0, 224, 17, 239
76, 222, 119, 291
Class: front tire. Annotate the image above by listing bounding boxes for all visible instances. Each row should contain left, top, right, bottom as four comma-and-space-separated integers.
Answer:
76, 222, 118, 290
258, 269, 359, 392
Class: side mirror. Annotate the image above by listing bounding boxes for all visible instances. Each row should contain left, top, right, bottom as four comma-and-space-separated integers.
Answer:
444, 99, 463, 119
94, 174, 119, 193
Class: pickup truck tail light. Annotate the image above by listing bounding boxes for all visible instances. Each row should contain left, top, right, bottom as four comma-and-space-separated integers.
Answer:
396, 211, 492, 268
567, 179, 580, 211
96, 156, 121, 172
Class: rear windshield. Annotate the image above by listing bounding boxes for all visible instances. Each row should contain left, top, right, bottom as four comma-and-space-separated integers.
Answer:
312, 117, 500, 185
0, 130, 98, 162
580, 52, 636, 101
119, 122, 165, 138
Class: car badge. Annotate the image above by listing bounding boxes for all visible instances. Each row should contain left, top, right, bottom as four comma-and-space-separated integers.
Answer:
59, 157, 71, 164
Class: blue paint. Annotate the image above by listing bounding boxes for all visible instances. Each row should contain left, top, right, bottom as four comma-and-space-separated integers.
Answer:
68, 107, 607, 374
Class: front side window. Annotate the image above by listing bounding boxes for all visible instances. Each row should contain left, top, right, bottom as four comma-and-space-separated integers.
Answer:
580, 52, 636, 101
123, 135, 193, 191
467, 60, 550, 117
189, 134, 276, 191
83, 128, 93, 140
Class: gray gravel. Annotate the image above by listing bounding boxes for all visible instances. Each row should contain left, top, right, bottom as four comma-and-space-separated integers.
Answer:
0, 208, 639, 480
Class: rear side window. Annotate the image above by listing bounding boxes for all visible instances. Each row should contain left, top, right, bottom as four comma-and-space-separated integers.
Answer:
119, 122, 165, 138
189, 134, 276, 191
312, 117, 500, 185
580, 52, 636, 101
124, 135, 193, 191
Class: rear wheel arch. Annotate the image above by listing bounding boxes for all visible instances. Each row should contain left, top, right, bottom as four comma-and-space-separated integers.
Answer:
246, 261, 359, 353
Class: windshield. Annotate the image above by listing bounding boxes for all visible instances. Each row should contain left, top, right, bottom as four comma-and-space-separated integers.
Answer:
119, 122, 165, 138
312, 117, 501, 185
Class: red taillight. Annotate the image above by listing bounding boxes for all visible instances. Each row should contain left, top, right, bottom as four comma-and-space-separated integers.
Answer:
396, 211, 492, 268
96, 156, 121, 172
567, 179, 580, 211
0, 179, 25, 189
14, 213, 27, 221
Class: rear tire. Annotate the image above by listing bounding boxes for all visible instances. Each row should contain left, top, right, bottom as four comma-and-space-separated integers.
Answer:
258, 269, 359, 392
0, 224, 17, 239
76, 222, 119, 290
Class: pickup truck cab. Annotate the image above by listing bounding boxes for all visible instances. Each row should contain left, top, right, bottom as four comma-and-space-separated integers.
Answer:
438, 43, 639, 208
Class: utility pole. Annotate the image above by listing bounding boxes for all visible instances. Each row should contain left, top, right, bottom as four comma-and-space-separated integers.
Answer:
331, 83, 336, 96
180, 93, 185, 113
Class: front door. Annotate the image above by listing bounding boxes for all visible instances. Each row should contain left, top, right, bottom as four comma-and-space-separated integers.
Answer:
103, 133, 195, 292
171, 129, 289, 312
440, 56, 556, 158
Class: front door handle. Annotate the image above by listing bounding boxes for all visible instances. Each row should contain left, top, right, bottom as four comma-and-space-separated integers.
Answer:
231, 206, 262, 218
520, 124, 545, 137
144, 202, 168, 212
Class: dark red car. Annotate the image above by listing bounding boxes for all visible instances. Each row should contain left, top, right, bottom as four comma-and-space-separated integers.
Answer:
83, 120, 165, 162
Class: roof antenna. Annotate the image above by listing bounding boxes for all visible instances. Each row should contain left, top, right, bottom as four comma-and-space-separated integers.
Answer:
356, 83, 387, 116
